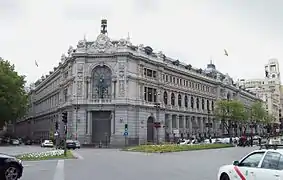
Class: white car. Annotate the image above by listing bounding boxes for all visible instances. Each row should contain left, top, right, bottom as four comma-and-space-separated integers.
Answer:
217, 145, 283, 180
41, 140, 54, 148
11, 139, 20, 145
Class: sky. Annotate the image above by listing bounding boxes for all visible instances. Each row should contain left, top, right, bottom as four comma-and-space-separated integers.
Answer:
1, 0, 283, 85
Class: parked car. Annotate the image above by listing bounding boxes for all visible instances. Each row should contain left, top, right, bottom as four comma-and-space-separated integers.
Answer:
73, 140, 81, 149
0, 153, 23, 180
11, 139, 20, 146
66, 140, 76, 149
24, 140, 32, 145
41, 140, 54, 148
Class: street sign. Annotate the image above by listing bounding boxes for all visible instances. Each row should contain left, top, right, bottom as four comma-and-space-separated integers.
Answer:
123, 132, 128, 136
54, 132, 59, 136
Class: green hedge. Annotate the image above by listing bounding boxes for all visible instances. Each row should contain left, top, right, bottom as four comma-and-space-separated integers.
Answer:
124, 143, 234, 153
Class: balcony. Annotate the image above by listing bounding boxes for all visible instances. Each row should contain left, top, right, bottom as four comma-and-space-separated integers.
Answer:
89, 98, 112, 104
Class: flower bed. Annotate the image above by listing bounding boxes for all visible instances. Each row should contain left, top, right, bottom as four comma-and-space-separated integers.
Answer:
124, 143, 234, 153
16, 150, 75, 161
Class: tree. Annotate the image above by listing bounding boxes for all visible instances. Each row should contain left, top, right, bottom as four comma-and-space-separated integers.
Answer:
214, 99, 246, 137
0, 57, 28, 129
250, 101, 268, 134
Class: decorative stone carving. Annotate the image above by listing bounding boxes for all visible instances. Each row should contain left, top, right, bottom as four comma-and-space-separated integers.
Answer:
77, 81, 83, 96
61, 54, 67, 63
77, 64, 84, 72
117, 39, 127, 47
223, 74, 232, 85
216, 73, 221, 81
118, 62, 125, 78
119, 62, 125, 70
77, 73, 83, 80
89, 34, 113, 53
119, 70, 124, 78
119, 80, 125, 97
77, 40, 87, 49
138, 44, 144, 51
68, 46, 74, 56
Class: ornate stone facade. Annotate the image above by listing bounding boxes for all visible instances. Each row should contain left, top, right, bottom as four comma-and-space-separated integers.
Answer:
15, 20, 260, 146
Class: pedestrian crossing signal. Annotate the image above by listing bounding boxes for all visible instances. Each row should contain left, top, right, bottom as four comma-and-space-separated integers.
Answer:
124, 124, 128, 131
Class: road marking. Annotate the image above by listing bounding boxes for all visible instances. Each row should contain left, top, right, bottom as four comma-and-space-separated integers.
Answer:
72, 151, 84, 160
53, 160, 64, 180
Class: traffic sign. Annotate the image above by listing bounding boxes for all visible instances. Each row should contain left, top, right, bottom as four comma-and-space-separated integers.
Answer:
123, 132, 128, 136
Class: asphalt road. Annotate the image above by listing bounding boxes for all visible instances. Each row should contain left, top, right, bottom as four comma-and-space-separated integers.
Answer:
0, 146, 258, 180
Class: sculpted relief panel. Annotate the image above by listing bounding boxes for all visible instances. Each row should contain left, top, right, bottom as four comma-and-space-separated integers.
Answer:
118, 62, 126, 97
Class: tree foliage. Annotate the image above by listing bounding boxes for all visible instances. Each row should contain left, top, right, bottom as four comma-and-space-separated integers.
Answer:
214, 99, 273, 135
250, 101, 267, 123
214, 99, 246, 134
0, 57, 28, 128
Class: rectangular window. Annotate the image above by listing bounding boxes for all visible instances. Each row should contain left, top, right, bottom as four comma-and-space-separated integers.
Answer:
144, 87, 147, 101
147, 69, 152, 77
147, 87, 153, 102
153, 71, 157, 78
153, 89, 157, 102
63, 89, 68, 102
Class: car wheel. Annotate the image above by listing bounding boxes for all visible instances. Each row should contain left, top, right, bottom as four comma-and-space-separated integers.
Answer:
220, 173, 230, 180
4, 163, 20, 180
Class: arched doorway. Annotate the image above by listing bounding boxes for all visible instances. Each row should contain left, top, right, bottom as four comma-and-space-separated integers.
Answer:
147, 116, 155, 143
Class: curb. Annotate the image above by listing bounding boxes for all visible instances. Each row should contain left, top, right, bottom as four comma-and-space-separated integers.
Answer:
71, 151, 84, 160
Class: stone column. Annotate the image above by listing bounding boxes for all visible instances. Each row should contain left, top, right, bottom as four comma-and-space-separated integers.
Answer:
199, 117, 204, 134
87, 111, 92, 135
168, 114, 172, 134
111, 111, 114, 134
176, 115, 179, 129
188, 116, 192, 136
182, 115, 186, 129
193, 96, 197, 110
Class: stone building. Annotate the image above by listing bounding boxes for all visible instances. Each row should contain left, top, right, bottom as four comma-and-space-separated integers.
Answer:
16, 20, 259, 145
238, 59, 281, 126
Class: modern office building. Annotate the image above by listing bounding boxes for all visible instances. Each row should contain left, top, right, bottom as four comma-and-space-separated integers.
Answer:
238, 59, 281, 126
15, 20, 259, 146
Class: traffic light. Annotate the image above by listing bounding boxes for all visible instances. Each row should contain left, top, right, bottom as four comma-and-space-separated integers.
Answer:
62, 112, 67, 124
55, 121, 59, 130
124, 124, 128, 131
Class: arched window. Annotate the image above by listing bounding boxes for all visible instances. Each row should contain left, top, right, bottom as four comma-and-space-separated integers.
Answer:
184, 95, 188, 108
171, 93, 175, 106
92, 65, 112, 99
178, 94, 182, 107
201, 99, 205, 110
191, 97, 194, 108
163, 91, 168, 105
196, 98, 200, 109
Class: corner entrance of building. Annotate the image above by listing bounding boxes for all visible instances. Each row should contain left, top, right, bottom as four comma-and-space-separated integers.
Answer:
92, 111, 111, 144
147, 116, 154, 143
